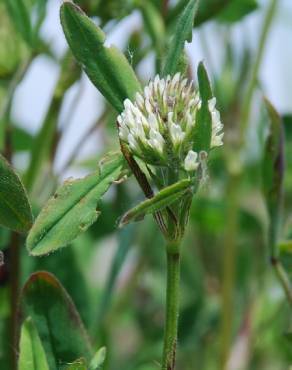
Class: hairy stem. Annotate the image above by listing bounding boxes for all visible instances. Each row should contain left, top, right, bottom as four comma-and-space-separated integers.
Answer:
162, 246, 181, 370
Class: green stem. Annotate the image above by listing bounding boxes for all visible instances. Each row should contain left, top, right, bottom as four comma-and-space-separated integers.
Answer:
162, 246, 181, 370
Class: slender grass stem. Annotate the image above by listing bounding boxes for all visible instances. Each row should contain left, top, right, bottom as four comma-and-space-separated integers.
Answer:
162, 247, 181, 370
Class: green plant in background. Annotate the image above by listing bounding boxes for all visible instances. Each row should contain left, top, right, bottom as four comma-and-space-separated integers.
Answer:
0, 0, 292, 369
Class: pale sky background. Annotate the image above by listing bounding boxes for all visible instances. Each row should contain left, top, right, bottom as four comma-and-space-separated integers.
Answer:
12, 0, 292, 176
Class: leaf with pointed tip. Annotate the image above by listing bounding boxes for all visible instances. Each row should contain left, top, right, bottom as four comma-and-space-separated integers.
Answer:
18, 317, 50, 370
89, 347, 106, 370
119, 179, 191, 227
20, 272, 93, 370
163, 0, 198, 76
60, 1, 141, 113
27, 153, 127, 256
193, 62, 213, 152
0, 154, 33, 233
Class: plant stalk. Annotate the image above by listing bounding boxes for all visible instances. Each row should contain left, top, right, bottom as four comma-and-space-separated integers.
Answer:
162, 246, 181, 370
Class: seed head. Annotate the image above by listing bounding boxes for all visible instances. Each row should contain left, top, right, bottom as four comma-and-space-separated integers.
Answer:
117, 73, 223, 172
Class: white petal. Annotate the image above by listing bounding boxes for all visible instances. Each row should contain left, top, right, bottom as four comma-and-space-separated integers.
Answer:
145, 99, 153, 114
211, 133, 224, 147
186, 113, 195, 130
149, 113, 159, 131
154, 75, 160, 93
180, 78, 188, 90
184, 150, 199, 171
128, 134, 138, 151
167, 111, 174, 124
117, 115, 123, 125
144, 86, 151, 100
208, 97, 217, 111
149, 128, 164, 143
119, 125, 129, 141
136, 92, 144, 108
211, 110, 221, 126
139, 115, 148, 130
172, 72, 181, 87
148, 138, 163, 154
124, 98, 134, 110
132, 121, 146, 141
170, 123, 185, 144
158, 79, 166, 95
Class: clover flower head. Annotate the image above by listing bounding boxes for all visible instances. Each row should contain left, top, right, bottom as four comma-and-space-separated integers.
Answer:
117, 73, 223, 173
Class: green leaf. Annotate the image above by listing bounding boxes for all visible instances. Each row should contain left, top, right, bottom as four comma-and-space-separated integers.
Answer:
262, 98, 284, 251
89, 347, 106, 370
0, 154, 33, 233
18, 317, 50, 370
119, 179, 191, 227
20, 271, 93, 370
27, 153, 127, 256
193, 62, 213, 152
163, 0, 198, 76
217, 0, 258, 23
60, 1, 141, 113
5, 0, 32, 46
